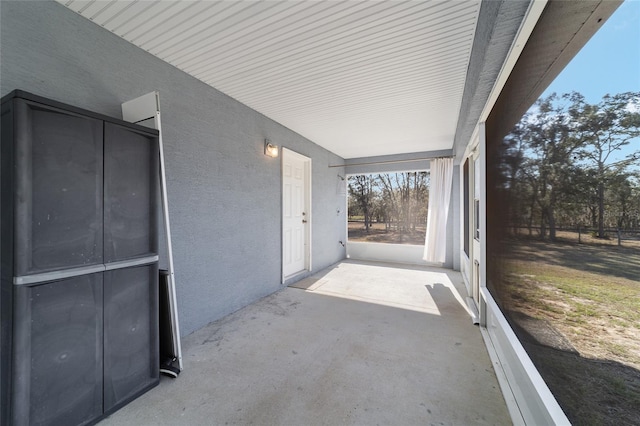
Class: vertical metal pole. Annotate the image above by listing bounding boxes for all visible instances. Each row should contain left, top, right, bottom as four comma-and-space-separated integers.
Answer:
122, 92, 183, 371
154, 110, 183, 370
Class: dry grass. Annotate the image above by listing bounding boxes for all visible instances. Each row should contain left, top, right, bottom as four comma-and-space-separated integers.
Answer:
515, 228, 640, 249
347, 221, 426, 245
500, 238, 640, 425
505, 260, 640, 367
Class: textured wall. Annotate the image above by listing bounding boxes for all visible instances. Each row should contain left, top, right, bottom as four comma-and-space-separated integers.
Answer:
0, 1, 346, 336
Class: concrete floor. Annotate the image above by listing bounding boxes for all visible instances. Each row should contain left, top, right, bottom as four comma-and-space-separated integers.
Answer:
100, 260, 511, 426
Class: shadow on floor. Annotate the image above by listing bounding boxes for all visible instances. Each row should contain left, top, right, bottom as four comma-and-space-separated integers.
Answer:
290, 259, 475, 318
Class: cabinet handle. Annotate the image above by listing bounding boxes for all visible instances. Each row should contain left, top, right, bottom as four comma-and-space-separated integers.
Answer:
104, 255, 159, 271
13, 264, 106, 286
12, 255, 159, 286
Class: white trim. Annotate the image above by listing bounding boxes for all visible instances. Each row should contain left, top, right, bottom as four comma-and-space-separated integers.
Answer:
308, 159, 312, 273
481, 288, 570, 425
346, 242, 433, 266
459, 142, 475, 296
460, 254, 471, 296
479, 325, 526, 426
477, 122, 487, 324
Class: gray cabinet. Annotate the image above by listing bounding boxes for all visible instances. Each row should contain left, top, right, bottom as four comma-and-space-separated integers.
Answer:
104, 123, 158, 263
11, 275, 104, 426
1, 91, 160, 426
104, 264, 158, 412
13, 99, 104, 277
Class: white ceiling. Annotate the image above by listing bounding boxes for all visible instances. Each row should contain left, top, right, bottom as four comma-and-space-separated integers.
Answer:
57, 0, 481, 159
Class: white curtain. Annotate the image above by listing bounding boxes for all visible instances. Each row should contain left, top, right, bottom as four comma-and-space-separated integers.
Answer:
423, 157, 453, 263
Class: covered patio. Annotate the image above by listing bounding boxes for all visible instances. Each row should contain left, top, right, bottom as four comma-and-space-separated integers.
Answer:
100, 260, 510, 425
0, 1, 619, 424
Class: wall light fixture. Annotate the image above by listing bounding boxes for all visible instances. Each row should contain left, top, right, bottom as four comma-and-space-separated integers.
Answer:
264, 139, 279, 158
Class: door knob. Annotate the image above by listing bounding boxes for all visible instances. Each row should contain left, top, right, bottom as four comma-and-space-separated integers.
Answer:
302, 219, 308, 223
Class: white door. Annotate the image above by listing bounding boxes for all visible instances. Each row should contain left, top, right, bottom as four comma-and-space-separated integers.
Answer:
282, 149, 311, 279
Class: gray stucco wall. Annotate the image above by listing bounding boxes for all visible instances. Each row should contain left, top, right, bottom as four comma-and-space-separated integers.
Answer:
0, 1, 346, 336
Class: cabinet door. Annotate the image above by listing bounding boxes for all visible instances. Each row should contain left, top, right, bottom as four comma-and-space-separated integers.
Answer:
11, 274, 103, 426
1, 98, 16, 426
13, 100, 104, 276
104, 264, 159, 412
104, 123, 159, 263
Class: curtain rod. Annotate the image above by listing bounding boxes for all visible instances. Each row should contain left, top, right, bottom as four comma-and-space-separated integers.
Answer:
328, 155, 455, 168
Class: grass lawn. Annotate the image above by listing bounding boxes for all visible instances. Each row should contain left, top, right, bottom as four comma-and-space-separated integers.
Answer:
500, 238, 640, 425
348, 221, 426, 245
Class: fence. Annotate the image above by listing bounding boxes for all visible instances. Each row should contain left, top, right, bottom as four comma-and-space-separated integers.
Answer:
511, 226, 640, 247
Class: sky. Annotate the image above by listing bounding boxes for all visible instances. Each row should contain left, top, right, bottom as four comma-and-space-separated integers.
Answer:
542, 0, 640, 103
540, 0, 640, 165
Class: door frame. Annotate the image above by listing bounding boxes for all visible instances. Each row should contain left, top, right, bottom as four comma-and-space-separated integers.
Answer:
472, 149, 481, 306
470, 123, 487, 325
460, 154, 472, 296
281, 148, 312, 282
461, 123, 486, 323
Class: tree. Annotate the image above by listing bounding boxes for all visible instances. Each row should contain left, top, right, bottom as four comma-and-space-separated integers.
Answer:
501, 119, 529, 234
571, 92, 640, 238
348, 172, 429, 242
377, 173, 401, 230
522, 94, 585, 240
500, 91, 640, 241
377, 172, 429, 237
608, 173, 632, 229
348, 175, 376, 232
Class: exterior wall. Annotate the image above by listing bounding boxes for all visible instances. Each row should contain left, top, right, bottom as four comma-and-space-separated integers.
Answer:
450, 165, 460, 271
347, 243, 427, 266
0, 1, 346, 336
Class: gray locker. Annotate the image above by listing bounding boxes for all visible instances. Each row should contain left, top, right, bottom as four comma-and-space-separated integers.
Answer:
1, 90, 160, 426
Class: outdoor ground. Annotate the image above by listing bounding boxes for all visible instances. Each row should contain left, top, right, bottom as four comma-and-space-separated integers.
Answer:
348, 221, 426, 245
501, 234, 640, 425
